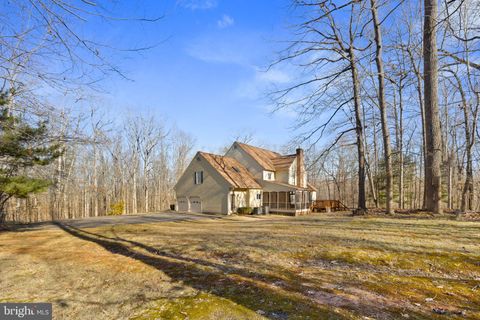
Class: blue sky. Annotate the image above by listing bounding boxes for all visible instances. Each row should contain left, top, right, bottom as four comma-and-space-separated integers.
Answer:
99, 0, 297, 152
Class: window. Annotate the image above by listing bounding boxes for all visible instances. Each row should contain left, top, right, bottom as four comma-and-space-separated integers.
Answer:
194, 171, 203, 184
256, 193, 262, 200
264, 171, 274, 181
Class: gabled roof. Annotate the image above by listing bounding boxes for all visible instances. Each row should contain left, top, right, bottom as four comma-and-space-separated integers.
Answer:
234, 142, 296, 172
234, 142, 280, 171
199, 152, 261, 189
271, 154, 297, 170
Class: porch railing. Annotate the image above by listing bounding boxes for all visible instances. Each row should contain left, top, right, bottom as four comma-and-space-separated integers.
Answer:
267, 202, 309, 210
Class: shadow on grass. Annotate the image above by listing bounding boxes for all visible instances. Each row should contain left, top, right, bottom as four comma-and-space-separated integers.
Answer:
53, 222, 349, 320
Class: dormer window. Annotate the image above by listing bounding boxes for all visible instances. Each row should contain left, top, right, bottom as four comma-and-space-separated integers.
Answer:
263, 170, 275, 181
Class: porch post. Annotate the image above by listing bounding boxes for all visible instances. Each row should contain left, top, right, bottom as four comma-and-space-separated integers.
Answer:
228, 190, 237, 214
299, 191, 302, 210
276, 192, 279, 210
302, 191, 305, 210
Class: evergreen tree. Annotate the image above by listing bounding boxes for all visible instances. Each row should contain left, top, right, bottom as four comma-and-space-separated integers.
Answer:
0, 93, 61, 223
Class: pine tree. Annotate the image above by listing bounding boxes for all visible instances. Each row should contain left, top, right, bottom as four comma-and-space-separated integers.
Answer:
0, 93, 61, 223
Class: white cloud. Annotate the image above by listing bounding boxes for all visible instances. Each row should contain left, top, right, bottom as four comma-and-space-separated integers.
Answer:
185, 31, 297, 118
217, 14, 234, 28
235, 67, 292, 98
234, 65, 306, 120
255, 68, 291, 84
177, 0, 217, 10
186, 32, 260, 66
186, 40, 246, 65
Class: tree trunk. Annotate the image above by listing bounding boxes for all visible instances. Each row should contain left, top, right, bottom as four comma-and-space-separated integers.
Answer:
447, 151, 453, 209
144, 157, 150, 213
458, 81, 473, 212
370, 0, 393, 214
132, 167, 138, 214
93, 143, 99, 217
372, 111, 380, 207
407, 48, 428, 209
366, 162, 379, 208
393, 86, 405, 209
349, 47, 367, 212
398, 85, 405, 209
423, 0, 443, 213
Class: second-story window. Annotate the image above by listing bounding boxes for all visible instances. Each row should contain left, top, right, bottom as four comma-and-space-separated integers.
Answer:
194, 171, 203, 184
263, 170, 274, 181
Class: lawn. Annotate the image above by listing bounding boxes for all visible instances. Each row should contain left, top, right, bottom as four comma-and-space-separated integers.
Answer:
1, 213, 479, 319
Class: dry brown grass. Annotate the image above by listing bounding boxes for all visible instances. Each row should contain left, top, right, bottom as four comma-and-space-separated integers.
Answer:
1, 213, 479, 319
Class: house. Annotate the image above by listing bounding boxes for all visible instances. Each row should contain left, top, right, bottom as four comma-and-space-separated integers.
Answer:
174, 141, 317, 215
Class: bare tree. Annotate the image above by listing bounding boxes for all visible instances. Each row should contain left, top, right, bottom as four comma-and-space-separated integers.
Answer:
423, 0, 443, 213
370, 0, 394, 213
0, 1, 161, 106
271, 0, 370, 211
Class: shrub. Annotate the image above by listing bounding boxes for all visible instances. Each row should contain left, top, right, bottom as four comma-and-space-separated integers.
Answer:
108, 201, 124, 215
237, 207, 253, 215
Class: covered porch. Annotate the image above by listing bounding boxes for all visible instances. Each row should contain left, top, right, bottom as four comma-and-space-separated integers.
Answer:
262, 190, 312, 215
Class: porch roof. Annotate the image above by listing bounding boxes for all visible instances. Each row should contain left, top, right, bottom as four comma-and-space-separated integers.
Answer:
262, 181, 310, 192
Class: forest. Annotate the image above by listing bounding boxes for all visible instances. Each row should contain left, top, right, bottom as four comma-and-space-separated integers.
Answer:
274, 0, 480, 214
1, 0, 479, 223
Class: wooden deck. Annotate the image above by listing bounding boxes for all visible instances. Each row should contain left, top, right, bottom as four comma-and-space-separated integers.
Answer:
311, 200, 349, 212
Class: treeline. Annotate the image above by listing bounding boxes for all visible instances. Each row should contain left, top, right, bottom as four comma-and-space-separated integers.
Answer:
4, 111, 194, 223
0, 1, 181, 223
2, 0, 480, 222
275, 0, 480, 213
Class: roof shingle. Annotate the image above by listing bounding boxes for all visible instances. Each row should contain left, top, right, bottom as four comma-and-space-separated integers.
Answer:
235, 142, 280, 171
271, 155, 296, 170
199, 152, 261, 189
235, 142, 297, 171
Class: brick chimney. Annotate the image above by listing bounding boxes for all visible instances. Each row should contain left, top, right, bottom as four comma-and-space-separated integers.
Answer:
296, 148, 305, 188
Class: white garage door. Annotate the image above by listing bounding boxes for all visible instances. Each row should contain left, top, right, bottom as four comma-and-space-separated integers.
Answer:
190, 197, 202, 213
177, 197, 189, 212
